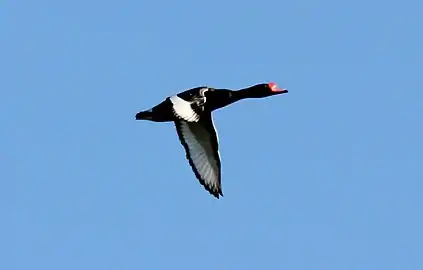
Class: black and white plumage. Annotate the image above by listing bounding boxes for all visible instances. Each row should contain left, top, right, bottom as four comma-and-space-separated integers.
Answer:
174, 114, 222, 197
169, 87, 209, 122
135, 83, 288, 198
170, 88, 223, 197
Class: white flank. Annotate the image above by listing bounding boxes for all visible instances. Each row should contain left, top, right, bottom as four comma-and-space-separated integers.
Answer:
169, 95, 200, 122
178, 121, 221, 194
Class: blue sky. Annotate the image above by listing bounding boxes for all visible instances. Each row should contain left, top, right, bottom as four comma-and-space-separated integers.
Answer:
2, 0, 422, 269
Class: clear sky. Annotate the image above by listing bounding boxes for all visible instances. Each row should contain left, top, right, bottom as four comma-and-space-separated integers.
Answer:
2, 0, 422, 269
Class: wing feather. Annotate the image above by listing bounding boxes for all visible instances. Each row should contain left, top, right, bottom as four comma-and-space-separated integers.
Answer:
174, 114, 222, 198
169, 95, 201, 122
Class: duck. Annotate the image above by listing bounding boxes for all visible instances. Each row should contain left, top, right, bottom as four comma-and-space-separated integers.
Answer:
135, 82, 288, 198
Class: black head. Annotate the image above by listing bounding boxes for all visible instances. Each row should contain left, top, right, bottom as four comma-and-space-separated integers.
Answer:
252, 82, 288, 97
239, 82, 288, 98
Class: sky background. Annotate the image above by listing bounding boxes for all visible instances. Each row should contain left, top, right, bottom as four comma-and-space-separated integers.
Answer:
2, 0, 422, 269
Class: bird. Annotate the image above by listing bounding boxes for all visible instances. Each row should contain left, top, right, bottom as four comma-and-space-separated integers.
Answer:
135, 82, 288, 198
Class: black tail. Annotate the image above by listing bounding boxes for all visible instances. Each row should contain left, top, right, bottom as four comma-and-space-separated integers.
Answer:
135, 110, 153, 120
135, 100, 173, 122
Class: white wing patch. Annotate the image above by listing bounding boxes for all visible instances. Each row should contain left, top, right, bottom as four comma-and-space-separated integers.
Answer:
176, 120, 221, 197
169, 95, 200, 122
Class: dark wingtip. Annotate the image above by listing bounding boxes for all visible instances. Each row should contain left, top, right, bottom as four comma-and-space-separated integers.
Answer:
211, 189, 223, 199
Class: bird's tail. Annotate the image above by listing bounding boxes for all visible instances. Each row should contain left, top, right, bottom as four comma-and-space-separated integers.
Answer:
135, 109, 153, 120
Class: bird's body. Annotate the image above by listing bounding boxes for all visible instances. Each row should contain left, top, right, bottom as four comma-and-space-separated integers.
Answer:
135, 82, 288, 198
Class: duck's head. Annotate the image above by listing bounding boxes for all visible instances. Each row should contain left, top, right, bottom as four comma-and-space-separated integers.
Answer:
260, 82, 288, 96
268, 82, 288, 94
241, 82, 288, 98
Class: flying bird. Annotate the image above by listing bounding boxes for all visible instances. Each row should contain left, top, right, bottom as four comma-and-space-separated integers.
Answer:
135, 82, 288, 198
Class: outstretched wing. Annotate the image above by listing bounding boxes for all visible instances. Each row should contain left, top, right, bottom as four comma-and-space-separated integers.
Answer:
169, 95, 201, 122
174, 114, 222, 198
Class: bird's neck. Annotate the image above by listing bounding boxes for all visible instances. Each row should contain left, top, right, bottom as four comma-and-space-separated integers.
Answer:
207, 85, 263, 111
231, 85, 262, 101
